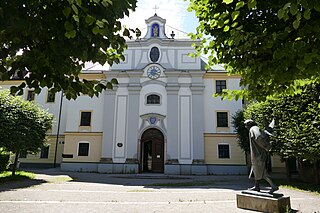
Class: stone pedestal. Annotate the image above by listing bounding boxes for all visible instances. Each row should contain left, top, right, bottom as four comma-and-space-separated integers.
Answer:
237, 191, 291, 213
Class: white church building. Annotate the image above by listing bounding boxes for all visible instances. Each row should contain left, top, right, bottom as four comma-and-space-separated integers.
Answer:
1, 14, 285, 175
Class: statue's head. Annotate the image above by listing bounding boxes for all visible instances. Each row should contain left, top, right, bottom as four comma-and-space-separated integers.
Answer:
244, 119, 256, 129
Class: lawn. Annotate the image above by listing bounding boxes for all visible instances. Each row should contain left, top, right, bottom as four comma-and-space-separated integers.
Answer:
0, 171, 35, 183
275, 178, 320, 195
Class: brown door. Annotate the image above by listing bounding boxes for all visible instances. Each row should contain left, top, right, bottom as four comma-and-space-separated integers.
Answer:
140, 128, 164, 173
152, 138, 164, 172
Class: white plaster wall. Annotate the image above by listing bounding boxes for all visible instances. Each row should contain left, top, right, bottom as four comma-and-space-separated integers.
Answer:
177, 49, 200, 70
65, 95, 104, 132
139, 84, 167, 117
203, 78, 243, 133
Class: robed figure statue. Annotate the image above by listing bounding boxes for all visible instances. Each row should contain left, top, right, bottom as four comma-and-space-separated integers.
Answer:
244, 119, 279, 194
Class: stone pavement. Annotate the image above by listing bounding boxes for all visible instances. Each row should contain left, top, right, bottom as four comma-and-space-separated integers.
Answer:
0, 168, 319, 213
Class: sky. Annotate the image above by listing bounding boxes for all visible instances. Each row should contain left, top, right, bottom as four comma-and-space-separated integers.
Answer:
84, 0, 199, 70
122, 0, 198, 37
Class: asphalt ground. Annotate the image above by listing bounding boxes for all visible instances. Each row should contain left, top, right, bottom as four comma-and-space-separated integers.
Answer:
0, 168, 319, 213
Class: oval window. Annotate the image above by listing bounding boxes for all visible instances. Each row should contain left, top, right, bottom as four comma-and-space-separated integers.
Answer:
150, 47, 160, 62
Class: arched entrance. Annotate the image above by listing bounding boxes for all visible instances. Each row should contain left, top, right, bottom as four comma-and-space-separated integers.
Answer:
140, 128, 164, 173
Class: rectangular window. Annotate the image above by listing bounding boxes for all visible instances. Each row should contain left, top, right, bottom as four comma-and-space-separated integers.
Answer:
46, 91, 55, 103
216, 80, 226, 94
217, 112, 228, 127
218, 144, 230, 158
78, 143, 89, 156
80, 112, 91, 126
40, 147, 49, 158
27, 90, 35, 101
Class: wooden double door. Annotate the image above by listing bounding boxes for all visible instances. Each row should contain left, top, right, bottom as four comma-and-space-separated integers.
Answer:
140, 128, 164, 173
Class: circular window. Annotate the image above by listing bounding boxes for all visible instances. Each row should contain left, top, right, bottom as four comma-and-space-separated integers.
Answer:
150, 47, 160, 62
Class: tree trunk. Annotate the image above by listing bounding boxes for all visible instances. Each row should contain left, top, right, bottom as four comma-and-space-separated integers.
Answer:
285, 159, 291, 179
314, 160, 320, 185
12, 150, 20, 176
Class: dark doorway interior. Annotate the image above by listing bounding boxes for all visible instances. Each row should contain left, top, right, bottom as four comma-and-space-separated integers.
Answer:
140, 128, 164, 173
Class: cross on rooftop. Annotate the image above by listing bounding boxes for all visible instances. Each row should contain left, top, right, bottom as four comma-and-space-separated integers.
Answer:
153, 5, 159, 14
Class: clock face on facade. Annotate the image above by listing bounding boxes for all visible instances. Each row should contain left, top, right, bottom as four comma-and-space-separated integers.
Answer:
147, 66, 161, 79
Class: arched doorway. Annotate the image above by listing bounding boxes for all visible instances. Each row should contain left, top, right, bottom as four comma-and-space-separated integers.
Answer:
140, 128, 164, 173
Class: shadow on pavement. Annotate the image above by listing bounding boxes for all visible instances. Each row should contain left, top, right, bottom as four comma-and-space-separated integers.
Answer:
0, 179, 47, 192
24, 168, 253, 191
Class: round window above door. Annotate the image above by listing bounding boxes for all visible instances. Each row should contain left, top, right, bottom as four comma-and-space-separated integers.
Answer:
150, 47, 160, 62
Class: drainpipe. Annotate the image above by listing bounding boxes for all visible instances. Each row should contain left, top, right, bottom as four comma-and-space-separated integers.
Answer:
54, 90, 63, 168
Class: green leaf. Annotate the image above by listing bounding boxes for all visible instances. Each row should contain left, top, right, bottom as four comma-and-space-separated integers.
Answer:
85, 15, 95, 25
71, 4, 78, 14
222, 0, 233, 5
123, 28, 130, 37
224, 25, 230, 32
110, 78, 118, 84
304, 54, 313, 64
235, 1, 245, 10
248, 0, 256, 9
75, 0, 81, 7
278, 8, 285, 19
64, 21, 73, 31
293, 19, 300, 29
72, 15, 79, 23
231, 11, 240, 21
92, 26, 99, 35
304, 9, 311, 20
63, 7, 72, 17
102, 0, 113, 7
96, 20, 104, 28
290, 4, 298, 16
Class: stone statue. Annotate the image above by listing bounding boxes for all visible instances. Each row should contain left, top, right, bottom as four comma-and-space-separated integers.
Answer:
244, 119, 278, 194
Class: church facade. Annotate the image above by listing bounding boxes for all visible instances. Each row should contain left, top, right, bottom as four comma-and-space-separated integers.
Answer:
1, 15, 285, 175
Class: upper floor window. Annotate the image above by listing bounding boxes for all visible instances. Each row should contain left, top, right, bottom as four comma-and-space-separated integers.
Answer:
46, 90, 55, 103
27, 90, 35, 101
216, 80, 226, 94
146, 94, 160, 105
218, 144, 230, 158
80, 111, 92, 126
217, 112, 228, 127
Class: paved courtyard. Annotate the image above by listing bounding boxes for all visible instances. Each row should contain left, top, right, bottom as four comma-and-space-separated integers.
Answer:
0, 169, 319, 213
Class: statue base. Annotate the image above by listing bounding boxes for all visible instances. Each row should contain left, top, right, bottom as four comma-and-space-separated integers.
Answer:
237, 190, 291, 213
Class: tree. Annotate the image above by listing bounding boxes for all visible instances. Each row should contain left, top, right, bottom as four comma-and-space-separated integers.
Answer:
188, 0, 320, 101
0, 0, 138, 100
0, 90, 53, 175
231, 110, 249, 153
243, 83, 320, 183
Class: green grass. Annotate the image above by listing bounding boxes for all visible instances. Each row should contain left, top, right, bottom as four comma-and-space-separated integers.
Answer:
148, 181, 215, 187
0, 171, 35, 183
274, 178, 320, 195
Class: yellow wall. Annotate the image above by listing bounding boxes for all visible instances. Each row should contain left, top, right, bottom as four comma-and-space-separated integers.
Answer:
204, 133, 246, 165
19, 135, 65, 164
63, 132, 102, 162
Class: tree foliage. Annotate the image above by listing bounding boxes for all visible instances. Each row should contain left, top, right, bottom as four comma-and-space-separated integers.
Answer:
0, 0, 137, 99
188, 0, 320, 101
243, 83, 320, 162
231, 110, 250, 153
0, 90, 53, 174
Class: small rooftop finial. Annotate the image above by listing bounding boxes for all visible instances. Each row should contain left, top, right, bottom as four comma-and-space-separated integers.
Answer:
153, 5, 159, 15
